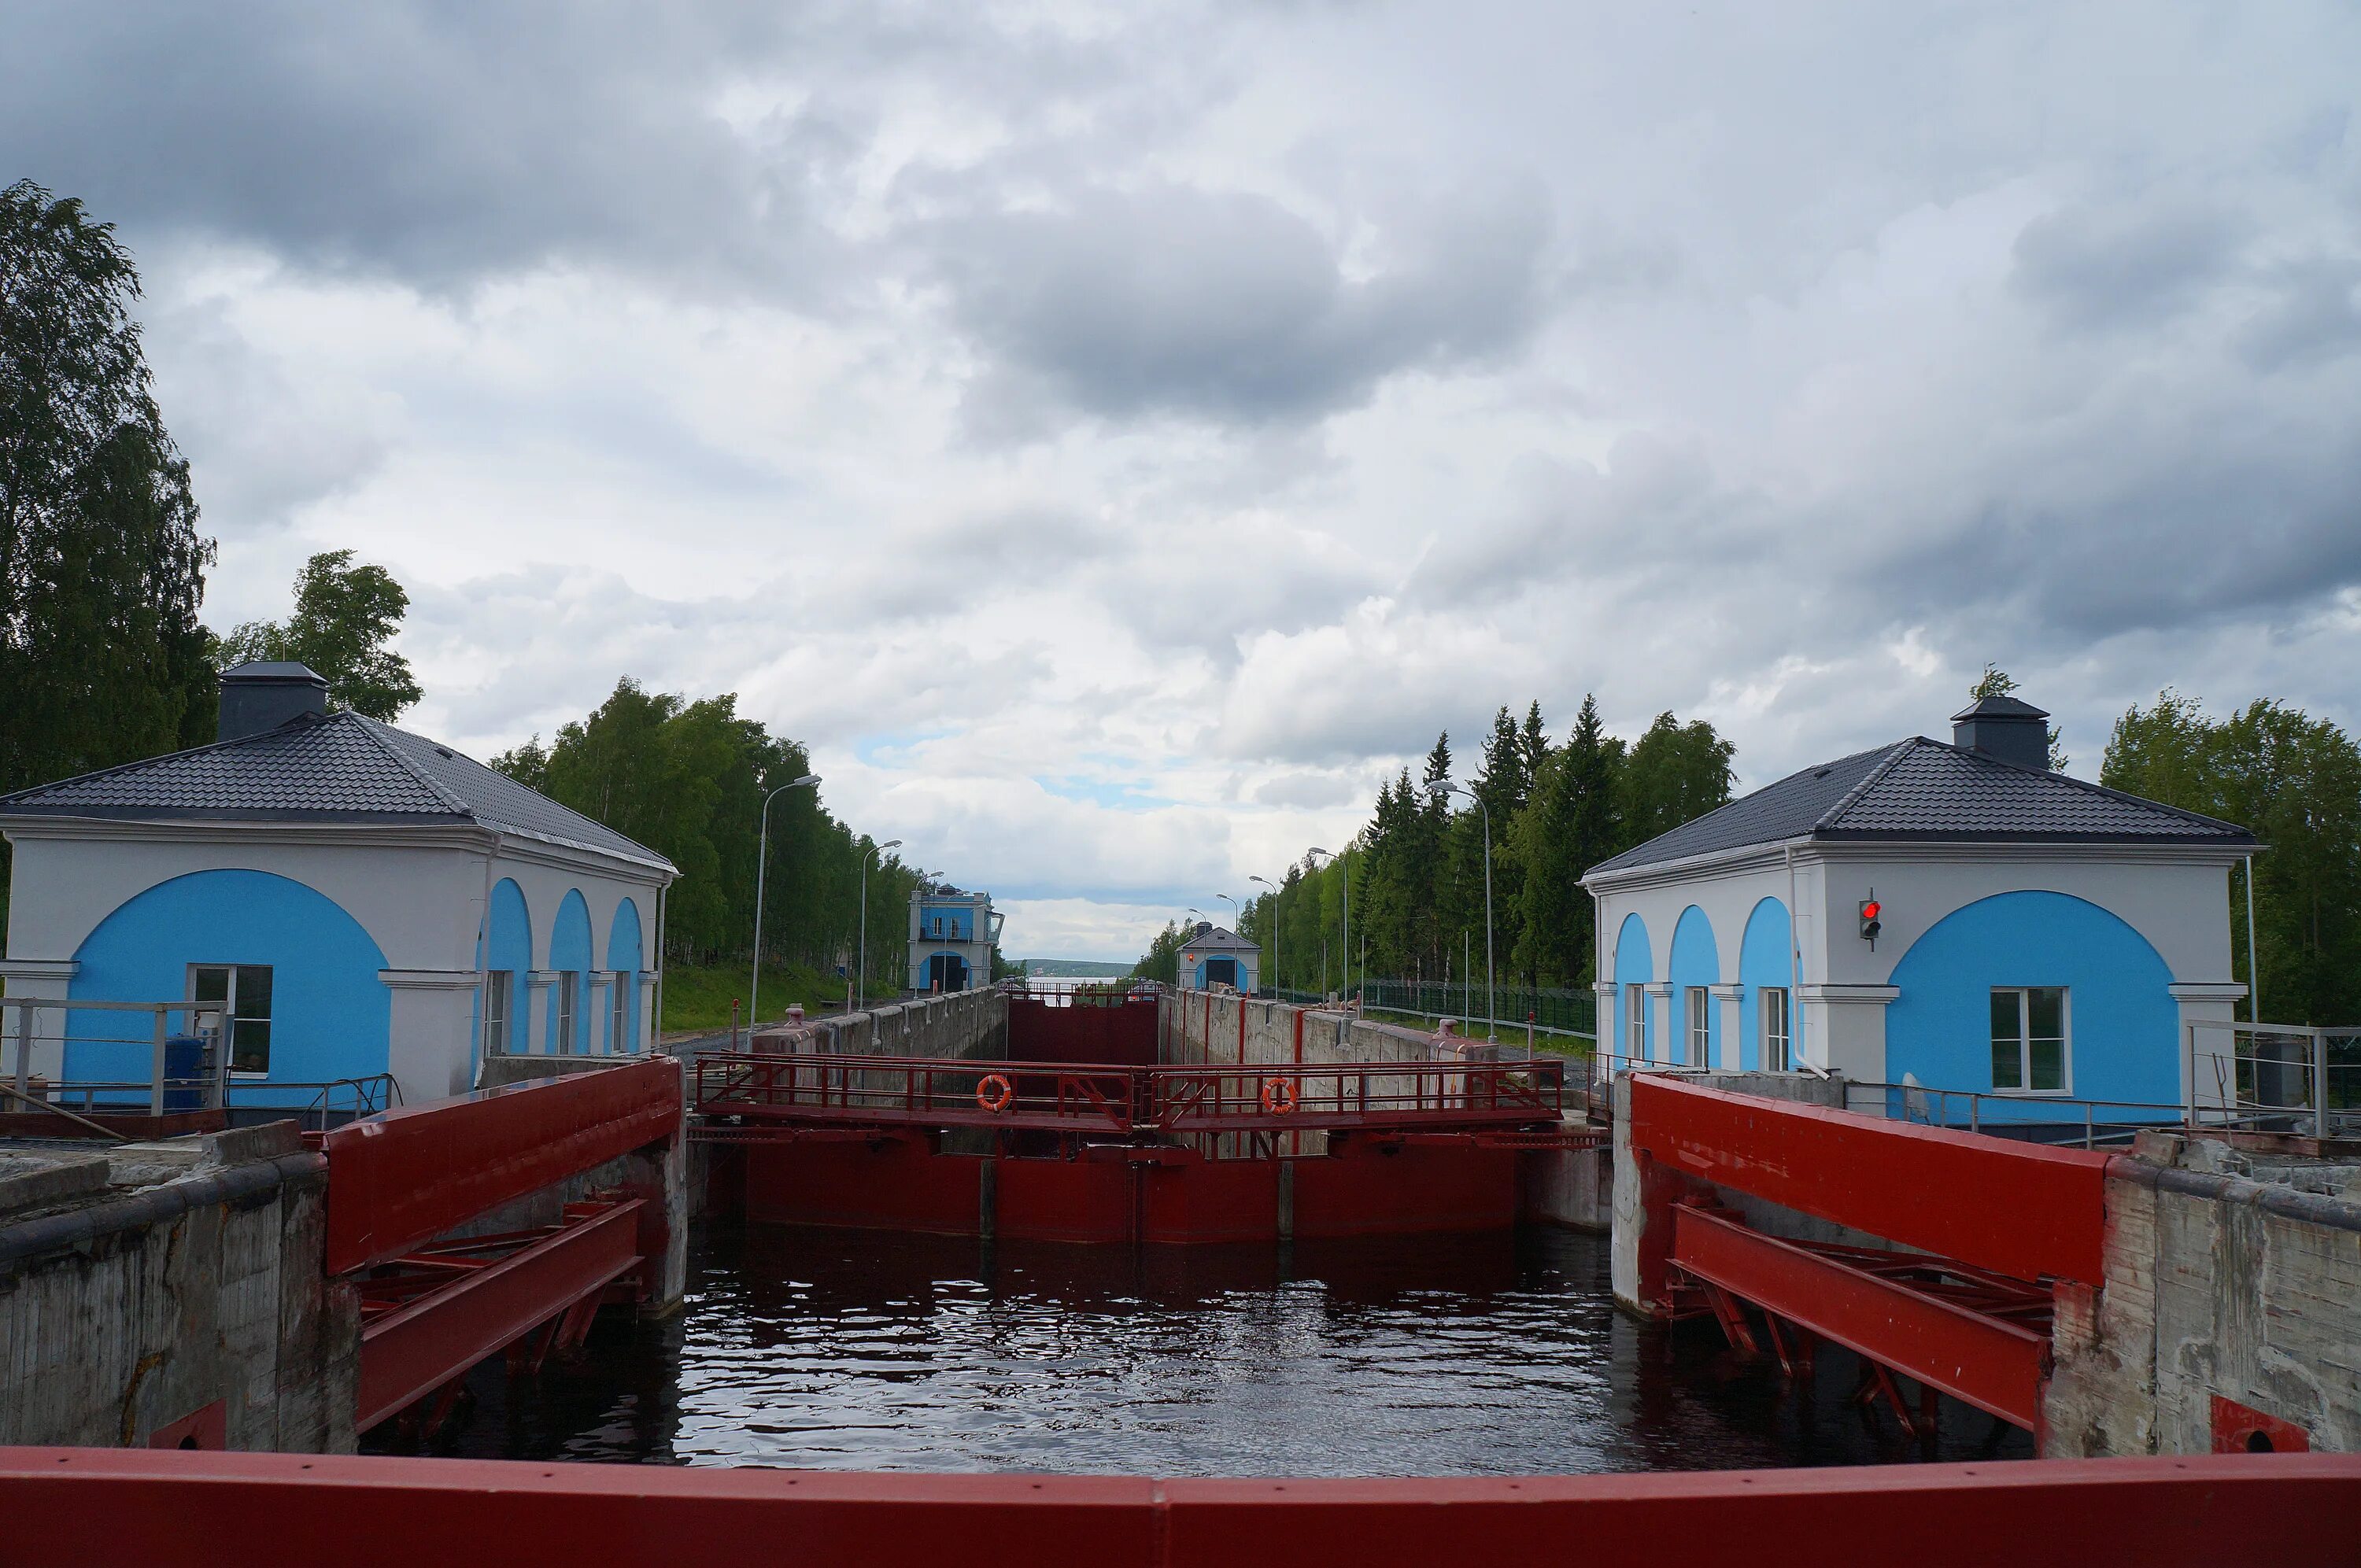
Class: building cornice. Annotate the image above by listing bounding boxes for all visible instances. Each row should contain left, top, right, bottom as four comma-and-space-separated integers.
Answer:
2167, 983, 2248, 1003
379, 968, 484, 991
1585, 835, 2254, 895
0, 812, 673, 887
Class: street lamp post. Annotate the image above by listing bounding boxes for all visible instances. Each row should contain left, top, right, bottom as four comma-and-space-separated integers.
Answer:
1250, 874, 1280, 995
854, 838, 903, 1015
751, 773, 821, 1026
1309, 847, 1348, 1006
1432, 783, 1496, 1042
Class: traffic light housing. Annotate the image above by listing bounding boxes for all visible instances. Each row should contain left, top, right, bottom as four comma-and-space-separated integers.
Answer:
1858, 896, 1883, 946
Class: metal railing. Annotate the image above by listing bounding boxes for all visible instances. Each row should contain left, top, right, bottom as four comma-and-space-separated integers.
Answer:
2186, 1020, 2361, 1138
1355, 979, 1598, 1040
1842, 1080, 2188, 1149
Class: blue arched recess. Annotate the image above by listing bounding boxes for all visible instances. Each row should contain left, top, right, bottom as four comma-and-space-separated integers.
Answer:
1668, 906, 1720, 1068
1613, 913, 1652, 1061
1738, 898, 1794, 1072
548, 890, 593, 1053
66, 869, 390, 1103
606, 897, 643, 1053
472, 877, 533, 1070
1886, 891, 2178, 1123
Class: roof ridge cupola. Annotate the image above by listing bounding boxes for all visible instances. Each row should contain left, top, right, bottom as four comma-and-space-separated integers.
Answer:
1949, 693, 2050, 773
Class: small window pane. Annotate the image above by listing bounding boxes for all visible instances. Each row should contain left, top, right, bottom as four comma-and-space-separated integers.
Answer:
2030, 1038, 2064, 1092
1992, 1035, 2023, 1090
231, 1020, 272, 1074
2027, 987, 2064, 1040
236, 966, 273, 1020
192, 966, 230, 1004
1990, 990, 2019, 1041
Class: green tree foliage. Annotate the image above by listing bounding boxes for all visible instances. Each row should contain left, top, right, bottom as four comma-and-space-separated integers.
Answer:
1249, 696, 1733, 995
1130, 920, 1191, 984
2104, 692, 2361, 1024
219, 548, 422, 719
2, 179, 216, 802
1971, 662, 2068, 769
494, 677, 923, 985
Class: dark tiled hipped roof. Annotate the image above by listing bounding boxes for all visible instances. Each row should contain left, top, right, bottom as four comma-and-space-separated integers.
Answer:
1181, 925, 1258, 951
1586, 736, 2254, 878
0, 711, 673, 873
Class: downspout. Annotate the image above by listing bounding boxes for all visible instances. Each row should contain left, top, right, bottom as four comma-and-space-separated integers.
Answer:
2242, 853, 2259, 1024
653, 877, 669, 1047
1785, 843, 1821, 1075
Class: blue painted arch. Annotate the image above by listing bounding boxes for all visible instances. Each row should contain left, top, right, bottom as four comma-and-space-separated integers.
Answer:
1738, 898, 1796, 1072
65, 869, 390, 1102
1612, 913, 1652, 1061
547, 890, 593, 1053
472, 877, 533, 1069
606, 897, 644, 1053
1885, 891, 2178, 1123
1667, 906, 1721, 1068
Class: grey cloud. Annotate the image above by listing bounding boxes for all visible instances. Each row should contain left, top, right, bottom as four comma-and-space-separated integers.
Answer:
2011, 197, 2249, 332
933, 179, 1553, 426
2236, 257, 2361, 371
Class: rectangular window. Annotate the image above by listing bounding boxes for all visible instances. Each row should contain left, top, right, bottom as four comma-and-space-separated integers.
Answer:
1991, 987, 2069, 1093
609, 977, 628, 1053
556, 972, 580, 1054
482, 970, 512, 1054
1625, 984, 1646, 1060
1761, 987, 1790, 1072
190, 965, 273, 1074
1686, 987, 1711, 1067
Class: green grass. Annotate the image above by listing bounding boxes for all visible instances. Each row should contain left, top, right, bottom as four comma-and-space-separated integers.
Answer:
658, 959, 895, 1035
1358, 1005, 1594, 1061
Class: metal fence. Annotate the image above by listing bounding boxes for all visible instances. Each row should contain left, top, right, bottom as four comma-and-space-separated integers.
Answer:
2188, 1020, 2361, 1138
1354, 979, 1597, 1042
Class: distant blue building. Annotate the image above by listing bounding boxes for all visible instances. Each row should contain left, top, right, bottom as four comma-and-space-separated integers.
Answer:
0, 663, 677, 1109
1177, 923, 1259, 993
1581, 695, 2256, 1121
908, 887, 999, 992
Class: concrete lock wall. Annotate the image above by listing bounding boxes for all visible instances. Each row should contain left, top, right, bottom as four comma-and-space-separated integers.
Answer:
748, 987, 1008, 1062
0, 1121, 357, 1452
2045, 1135, 2361, 1456
1157, 991, 1610, 1226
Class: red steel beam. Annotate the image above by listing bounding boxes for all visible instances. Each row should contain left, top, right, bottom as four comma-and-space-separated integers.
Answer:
357, 1199, 643, 1431
1671, 1205, 2049, 1429
323, 1057, 680, 1275
1628, 1075, 2110, 1285
0, 1450, 2353, 1566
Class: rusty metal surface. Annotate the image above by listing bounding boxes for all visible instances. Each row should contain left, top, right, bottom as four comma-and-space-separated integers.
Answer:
0, 1449, 2354, 1566
355, 1199, 644, 1431
1671, 1204, 2051, 1429
322, 1057, 679, 1275
1628, 1074, 2112, 1286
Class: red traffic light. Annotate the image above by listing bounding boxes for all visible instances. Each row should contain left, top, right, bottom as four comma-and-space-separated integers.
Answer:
1860, 900, 1881, 922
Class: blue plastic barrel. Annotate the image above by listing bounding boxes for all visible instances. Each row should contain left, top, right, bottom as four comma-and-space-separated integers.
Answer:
163, 1035, 209, 1112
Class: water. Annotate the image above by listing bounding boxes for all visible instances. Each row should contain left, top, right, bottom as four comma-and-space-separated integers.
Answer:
404, 1223, 2032, 1474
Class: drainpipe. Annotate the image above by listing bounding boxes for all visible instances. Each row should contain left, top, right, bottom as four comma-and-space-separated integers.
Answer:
2242, 853, 2259, 1024
1784, 843, 1809, 1071
471, 832, 503, 1085
653, 879, 670, 1045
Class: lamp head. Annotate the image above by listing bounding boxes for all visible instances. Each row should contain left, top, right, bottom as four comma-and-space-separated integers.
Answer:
793, 773, 820, 788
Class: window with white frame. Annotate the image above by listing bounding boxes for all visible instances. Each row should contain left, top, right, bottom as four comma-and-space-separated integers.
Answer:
1759, 987, 1790, 1072
1686, 987, 1711, 1067
1625, 983, 1646, 1060
1991, 987, 2068, 1093
483, 970, 513, 1054
556, 972, 581, 1053
609, 977, 629, 1053
190, 965, 273, 1074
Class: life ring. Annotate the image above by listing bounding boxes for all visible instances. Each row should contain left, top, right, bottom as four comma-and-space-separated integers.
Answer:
976, 1073, 1014, 1113
1260, 1076, 1301, 1115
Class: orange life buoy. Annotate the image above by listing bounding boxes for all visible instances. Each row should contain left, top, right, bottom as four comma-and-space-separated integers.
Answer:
1260, 1076, 1301, 1115
977, 1073, 1014, 1113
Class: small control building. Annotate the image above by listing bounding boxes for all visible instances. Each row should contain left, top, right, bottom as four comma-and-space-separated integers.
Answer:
1580, 695, 2255, 1119
1177, 923, 1260, 993
908, 887, 1000, 993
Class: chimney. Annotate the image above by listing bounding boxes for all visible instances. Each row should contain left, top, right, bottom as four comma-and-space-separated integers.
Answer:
1951, 695, 2049, 772
218, 662, 330, 742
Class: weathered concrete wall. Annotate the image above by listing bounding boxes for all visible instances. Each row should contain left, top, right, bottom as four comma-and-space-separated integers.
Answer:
748, 987, 1008, 1061
2045, 1134, 2361, 1455
1522, 1143, 1613, 1231
0, 1121, 357, 1452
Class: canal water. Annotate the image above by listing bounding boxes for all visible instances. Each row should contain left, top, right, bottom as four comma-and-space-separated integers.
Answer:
412, 1222, 2031, 1474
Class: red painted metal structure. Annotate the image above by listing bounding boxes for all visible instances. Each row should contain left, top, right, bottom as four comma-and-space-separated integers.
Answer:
1624, 1075, 2115, 1437
2, 1448, 2353, 1566
321, 1058, 682, 1431
693, 1052, 1565, 1139
1005, 989, 1161, 1067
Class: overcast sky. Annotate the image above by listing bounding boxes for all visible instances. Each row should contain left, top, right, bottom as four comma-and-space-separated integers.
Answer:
9, 2, 2359, 959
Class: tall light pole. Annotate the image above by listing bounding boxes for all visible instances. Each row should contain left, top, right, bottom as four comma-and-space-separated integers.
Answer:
1431, 783, 1495, 1042
1309, 847, 1347, 1005
855, 838, 903, 1014
1250, 874, 1280, 994
751, 773, 821, 1025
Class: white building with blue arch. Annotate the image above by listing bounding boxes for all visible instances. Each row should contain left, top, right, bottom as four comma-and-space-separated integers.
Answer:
0, 663, 676, 1110
1581, 696, 2256, 1120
